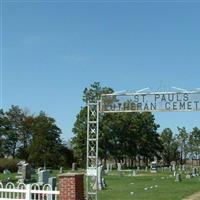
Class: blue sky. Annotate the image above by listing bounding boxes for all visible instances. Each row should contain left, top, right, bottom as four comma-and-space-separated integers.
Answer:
1, 1, 200, 140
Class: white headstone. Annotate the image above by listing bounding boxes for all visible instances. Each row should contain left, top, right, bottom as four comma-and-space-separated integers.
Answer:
172, 164, 176, 171
110, 164, 113, 171
173, 171, 176, 176
105, 163, 109, 174
132, 170, 137, 176
192, 167, 197, 177
59, 167, 63, 174
117, 163, 122, 171
150, 161, 157, 173
175, 173, 181, 182
3, 169, 11, 174
97, 165, 105, 190
72, 163, 77, 171
186, 174, 191, 179
37, 167, 42, 174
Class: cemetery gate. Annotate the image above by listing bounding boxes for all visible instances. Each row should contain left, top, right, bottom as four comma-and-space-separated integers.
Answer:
86, 89, 200, 200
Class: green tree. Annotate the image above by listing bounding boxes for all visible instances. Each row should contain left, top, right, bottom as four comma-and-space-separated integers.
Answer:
160, 128, 179, 165
0, 109, 6, 157
72, 107, 87, 166
57, 142, 74, 167
188, 127, 200, 165
3, 106, 24, 158
28, 112, 62, 167
1, 106, 73, 167
2, 106, 33, 159
134, 112, 162, 166
83, 82, 113, 103
100, 113, 134, 165
177, 127, 188, 165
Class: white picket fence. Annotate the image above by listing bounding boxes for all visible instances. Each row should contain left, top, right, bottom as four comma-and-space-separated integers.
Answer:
0, 182, 60, 200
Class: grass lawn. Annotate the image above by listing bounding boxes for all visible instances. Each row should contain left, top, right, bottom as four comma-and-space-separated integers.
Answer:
99, 171, 200, 200
1, 169, 200, 200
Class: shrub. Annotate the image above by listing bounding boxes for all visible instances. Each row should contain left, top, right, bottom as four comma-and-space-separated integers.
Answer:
0, 158, 19, 172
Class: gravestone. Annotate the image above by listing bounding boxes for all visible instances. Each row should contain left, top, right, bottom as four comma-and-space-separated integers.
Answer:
101, 165, 106, 176
48, 177, 56, 200
117, 163, 122, 171
72, 163, 77, 171
150, 161, 157, 173
110, 163, 113, 171
145, 166, 148, 172
38, 170, 49, 185
93, 165, 106, 190
98, 165, 103, 190
162, 167, 164, 172
3, 169, 11, 174
16, 161, 31, 183
16, 161, 24, 183
117, 163, 123, 176
59, 167, 63, 174
17, 161, 25, 174
102, 177, 106, 188
173, 171, 176, 176
172, 164, 176, 171
137, 166, 140, 172
132, 170, 137, 176
22, 163, 31, 181
182, 164, 185, 171
192, 167, 197, 177
175, 173, 181, 182
105, 163, 110, 174
186, 174, 192, 179
48, 177, 57, 190
37, 167, 42, 174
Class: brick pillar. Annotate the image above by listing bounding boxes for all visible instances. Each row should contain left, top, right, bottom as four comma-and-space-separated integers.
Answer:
59, 173, 84, 200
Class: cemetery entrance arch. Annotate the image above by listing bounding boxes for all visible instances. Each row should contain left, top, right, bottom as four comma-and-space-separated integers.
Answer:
86, 90, 200, 200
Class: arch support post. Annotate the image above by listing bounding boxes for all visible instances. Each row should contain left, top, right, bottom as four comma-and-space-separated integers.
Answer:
86, 101, 99, 200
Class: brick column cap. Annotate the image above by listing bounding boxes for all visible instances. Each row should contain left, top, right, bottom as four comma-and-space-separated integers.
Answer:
58, 172, 84, 178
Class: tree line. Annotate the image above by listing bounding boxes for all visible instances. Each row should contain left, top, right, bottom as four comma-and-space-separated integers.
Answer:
161, 127, 200, 166
1, 82, 200, 169
0, 106, 73, 168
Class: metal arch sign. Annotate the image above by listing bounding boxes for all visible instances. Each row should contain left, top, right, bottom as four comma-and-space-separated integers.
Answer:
100, 91, 200, 113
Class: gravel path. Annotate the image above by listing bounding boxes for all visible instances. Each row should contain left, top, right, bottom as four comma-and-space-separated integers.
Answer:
182, 192, 200, 200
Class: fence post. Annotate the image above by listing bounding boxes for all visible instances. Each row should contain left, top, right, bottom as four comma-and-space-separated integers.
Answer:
59, 173, 84, 200
26, 184, 31, 200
